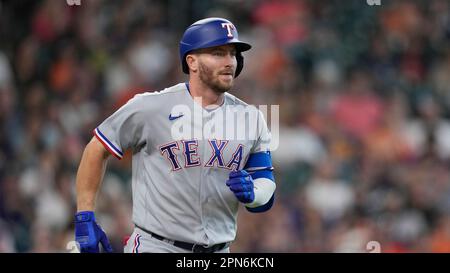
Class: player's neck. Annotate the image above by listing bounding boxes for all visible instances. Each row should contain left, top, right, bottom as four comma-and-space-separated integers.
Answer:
188, 79, 225, 108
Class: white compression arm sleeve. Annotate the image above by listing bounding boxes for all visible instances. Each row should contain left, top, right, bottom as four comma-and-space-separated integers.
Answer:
245, 178, 276, 208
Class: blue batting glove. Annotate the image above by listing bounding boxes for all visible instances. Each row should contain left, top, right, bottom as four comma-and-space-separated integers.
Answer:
226, 170, 255, 204
74, 211, 113, 253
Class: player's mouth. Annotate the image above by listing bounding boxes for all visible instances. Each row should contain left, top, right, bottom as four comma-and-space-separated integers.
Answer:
219, 71, 234, 80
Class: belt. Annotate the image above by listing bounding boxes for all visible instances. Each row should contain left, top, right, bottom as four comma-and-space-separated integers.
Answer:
135, 224, 229, 253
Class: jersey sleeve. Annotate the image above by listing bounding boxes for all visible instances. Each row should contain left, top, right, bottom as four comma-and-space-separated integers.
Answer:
94, 95, 147, 159
244, 108, 274, 176
251, 109, 272, 154
245, 109, 276, 213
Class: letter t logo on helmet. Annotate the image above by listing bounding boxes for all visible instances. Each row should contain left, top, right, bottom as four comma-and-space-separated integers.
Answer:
179, 17, 252, 78
221, 23, 235, 38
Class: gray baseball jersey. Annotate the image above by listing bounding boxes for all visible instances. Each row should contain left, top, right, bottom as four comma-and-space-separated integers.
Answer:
94, 83, 271, 247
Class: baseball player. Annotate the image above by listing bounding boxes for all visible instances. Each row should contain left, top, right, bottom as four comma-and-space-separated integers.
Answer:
74, 17, 276, 253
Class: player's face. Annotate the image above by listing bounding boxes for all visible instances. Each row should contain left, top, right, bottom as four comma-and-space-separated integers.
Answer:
195, 45, 237, 93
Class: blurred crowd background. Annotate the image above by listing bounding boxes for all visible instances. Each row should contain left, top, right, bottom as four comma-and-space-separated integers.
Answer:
1, 0, 450, 253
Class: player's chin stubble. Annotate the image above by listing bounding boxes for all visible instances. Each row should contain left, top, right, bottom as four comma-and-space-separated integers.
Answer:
199, 62, 233, 94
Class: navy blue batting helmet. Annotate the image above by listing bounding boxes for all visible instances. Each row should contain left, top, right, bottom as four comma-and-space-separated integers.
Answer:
179, 17, 252, 78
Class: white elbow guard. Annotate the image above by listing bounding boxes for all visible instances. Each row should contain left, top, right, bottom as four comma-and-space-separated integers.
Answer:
245, 178, 276, 208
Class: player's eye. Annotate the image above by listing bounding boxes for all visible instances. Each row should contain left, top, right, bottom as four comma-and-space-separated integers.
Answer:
212, 51, 225, 56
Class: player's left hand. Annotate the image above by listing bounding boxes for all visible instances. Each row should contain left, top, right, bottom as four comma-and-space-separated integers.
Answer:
226, 170, 255, 204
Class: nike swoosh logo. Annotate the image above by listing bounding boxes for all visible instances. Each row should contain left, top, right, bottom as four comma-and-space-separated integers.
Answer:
169, 114, 184, 121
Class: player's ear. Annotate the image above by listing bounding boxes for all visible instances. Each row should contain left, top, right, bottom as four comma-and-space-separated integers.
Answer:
186, 54, 198, 74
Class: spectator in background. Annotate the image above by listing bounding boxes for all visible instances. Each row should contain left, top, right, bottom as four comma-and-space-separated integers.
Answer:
330, 70, 384, 142
404, 94, 450, 161
305, 159, 355, 225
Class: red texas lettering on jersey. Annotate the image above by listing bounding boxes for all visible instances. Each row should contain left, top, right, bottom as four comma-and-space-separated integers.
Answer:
159, 139, 244, 171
